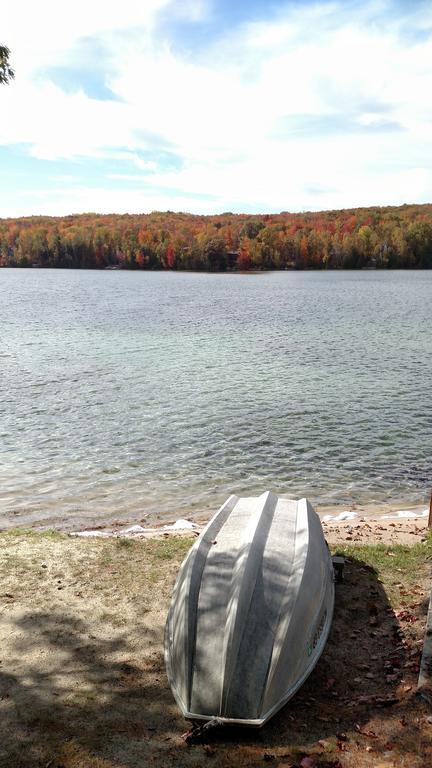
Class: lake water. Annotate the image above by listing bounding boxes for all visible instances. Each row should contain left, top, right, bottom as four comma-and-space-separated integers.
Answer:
0, 268, 431, 530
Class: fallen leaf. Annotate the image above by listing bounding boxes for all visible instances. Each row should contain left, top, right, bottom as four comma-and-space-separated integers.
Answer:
385, 673, 399, 683
300, 758, 316, 768
395, 610, 418, 623
318, 740, 331, 749
356, 693, 398, 706
203, 745, 216, 757
375, 695, 399, 706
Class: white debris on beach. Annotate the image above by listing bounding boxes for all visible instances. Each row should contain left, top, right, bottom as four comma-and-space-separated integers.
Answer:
381, 508, 429, 519
164, 518, 198, 530
70, 530, 112, 538
121, 524, 149, 534
322, 507, 428, 522
322, 510, 358, 522
71, 518, 200, 538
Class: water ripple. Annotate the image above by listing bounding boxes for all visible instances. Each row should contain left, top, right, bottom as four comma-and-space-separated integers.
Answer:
0, 268, 431, 529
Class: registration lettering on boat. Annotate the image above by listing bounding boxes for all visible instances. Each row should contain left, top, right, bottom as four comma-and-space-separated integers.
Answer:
307, 609, 327, 657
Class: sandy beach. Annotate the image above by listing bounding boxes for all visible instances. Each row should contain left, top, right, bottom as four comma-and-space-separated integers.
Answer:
322, 516, 429, 546
69, 501, 430, 548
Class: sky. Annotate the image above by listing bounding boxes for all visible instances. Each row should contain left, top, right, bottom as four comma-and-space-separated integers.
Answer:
1, 0, 432, 217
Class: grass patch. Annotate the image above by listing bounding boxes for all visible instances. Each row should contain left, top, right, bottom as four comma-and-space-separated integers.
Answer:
334, 532, 432, 578
116, 537, 137, 549
1, 528, 65, 540
0, 532, 193, 611
144, 536, 192, 561
333, 533, 432, 606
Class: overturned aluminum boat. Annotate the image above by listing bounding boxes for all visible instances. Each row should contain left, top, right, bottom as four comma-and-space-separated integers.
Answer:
165, 491, 334, 727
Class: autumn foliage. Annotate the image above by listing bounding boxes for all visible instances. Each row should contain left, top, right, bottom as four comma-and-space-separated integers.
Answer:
1, 203, 432, 271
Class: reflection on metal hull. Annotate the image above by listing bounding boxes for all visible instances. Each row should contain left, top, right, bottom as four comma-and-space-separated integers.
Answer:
165, 491, 334, 726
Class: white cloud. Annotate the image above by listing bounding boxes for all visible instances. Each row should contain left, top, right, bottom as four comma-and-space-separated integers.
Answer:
2, 0, 432, 214
0, 183, 219, 218
3, 1, 171, 72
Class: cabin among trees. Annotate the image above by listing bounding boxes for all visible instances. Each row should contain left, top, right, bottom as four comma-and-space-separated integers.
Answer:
1, 204, 432, 271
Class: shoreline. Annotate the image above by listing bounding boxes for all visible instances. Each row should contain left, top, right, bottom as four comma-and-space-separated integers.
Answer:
65, 499, 430, 547
0, 494, 429, 533
2, 497, 429, 546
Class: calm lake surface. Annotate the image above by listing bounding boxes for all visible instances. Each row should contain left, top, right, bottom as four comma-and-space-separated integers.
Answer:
0, 269, 431, 529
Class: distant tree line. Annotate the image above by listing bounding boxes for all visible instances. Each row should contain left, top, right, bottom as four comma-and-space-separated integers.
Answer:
2, 204, 432, 271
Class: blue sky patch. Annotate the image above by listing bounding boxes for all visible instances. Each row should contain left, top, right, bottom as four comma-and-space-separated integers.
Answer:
0, 145, 183, 186
157, 0, 312, 55
38, 37, 121, 101
273, 113, 405, 140
41, 65, 120, 101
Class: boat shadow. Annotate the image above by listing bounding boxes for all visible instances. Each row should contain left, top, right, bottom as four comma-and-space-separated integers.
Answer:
208, 553, 418, 755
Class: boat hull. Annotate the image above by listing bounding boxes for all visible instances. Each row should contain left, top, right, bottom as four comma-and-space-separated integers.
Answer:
165, 492, 334, 726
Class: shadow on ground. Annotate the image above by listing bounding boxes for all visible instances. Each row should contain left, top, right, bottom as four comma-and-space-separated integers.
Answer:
0, 555, 430, 767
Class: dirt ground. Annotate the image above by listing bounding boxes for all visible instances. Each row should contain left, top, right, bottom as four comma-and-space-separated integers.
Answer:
0, 529, 431, 768
322, 517, 429, 546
